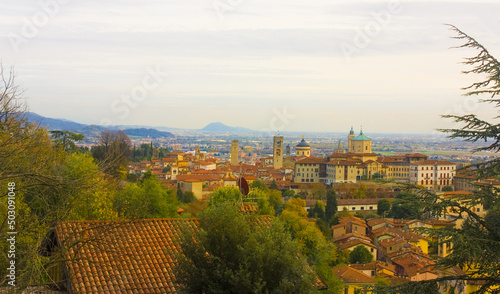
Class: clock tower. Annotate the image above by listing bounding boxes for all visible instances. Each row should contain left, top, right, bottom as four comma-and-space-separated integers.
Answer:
273, 136, 283, 169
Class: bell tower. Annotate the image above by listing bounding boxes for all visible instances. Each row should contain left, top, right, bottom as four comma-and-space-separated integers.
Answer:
273, 136, 283, 169
231, 140, 239, 165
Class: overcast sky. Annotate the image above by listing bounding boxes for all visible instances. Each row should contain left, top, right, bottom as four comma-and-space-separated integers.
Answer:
1, 0, 500, 133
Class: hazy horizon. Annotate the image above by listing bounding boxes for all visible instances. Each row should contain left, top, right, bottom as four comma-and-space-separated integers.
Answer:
2, 0, 500, 133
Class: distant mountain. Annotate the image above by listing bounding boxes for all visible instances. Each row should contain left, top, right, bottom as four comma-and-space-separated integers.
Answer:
78, 125, 107, 138
27, 112, 87, 130
123, 128, 174, 138
202, 122, 253, 132
26, 113, 174, 139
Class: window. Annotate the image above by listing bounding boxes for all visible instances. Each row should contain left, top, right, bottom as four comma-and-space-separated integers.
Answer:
361, 207, 365, 210
369, 206, 373, 210
370, 248, 374, 253
352, 207, 356, 210
354, 227, 358, 231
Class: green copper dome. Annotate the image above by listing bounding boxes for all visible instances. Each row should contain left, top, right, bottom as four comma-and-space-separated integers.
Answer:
351, 131, 371, 141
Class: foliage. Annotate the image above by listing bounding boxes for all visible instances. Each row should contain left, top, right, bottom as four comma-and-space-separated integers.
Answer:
377, 199, 391, 216
247, 188, 275, 215
269, 179, 278, 190
49, 130, 84, 151
267, 189, 284, 215
282, 189, 296, 199
308, 200, 326, 220
280, 198, 343, 292
250, 179, 268, 191
174, 203, 319, 294
442, 185, 453, 192
310, 183, 327, 200
208, 186, 243, 206
60, 153, 118, 220
388, 192, 423, 219
373, 25, 500, 293
354, 183, 367, 199
180, 191, 197, 204
0, 66, 122, 288
209, 186, 277, 215
114, 175, 177, 218
325, 189, 338, 221
364, 212, 379, 220
349, 245, 374, 264
91, 130, 132, 178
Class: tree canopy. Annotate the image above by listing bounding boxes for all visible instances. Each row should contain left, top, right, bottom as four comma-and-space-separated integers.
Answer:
174, 203, 319, 293
349, 245, 374, 264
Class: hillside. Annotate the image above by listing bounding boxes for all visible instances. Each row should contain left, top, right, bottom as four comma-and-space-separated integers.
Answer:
202, 122, 253, 133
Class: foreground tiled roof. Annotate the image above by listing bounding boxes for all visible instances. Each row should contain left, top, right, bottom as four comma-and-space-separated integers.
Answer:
337, 238, 376, 251
333, 265, 376, 284
53, 219, 199, 294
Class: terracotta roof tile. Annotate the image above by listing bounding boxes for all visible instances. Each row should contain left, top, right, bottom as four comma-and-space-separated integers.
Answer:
333, 265, 376, 284
54, 219, 198, 294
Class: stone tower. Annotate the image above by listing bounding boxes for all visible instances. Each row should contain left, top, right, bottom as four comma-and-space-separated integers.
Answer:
231, 140, 239, 165
273, 136, 283, 169
335, 139, 346, 154
348, 126, 355, 153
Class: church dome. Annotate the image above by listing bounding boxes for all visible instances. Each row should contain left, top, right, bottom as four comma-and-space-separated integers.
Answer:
296, 138, 310, 148
352, 130, 371, 141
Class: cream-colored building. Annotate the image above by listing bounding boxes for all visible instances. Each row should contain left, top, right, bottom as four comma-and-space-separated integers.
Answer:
325, 160, 361, 184
409, 160, 456, 191
293, 156, 325, 183
349, 129, 372, 154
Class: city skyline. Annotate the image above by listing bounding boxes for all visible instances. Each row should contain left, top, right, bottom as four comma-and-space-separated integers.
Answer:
2, 0, 500, 133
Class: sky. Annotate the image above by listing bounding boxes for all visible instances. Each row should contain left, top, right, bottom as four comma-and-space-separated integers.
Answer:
1, 0, 500, 134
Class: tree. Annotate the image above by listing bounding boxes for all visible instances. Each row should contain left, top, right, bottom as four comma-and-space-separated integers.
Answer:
174, 203, 318, 293
269, 179, 278, 190
114, 175, 177, 218
49, 130, 84, 151
91, 130, 132, 178
208, 186, 242, 206
282, 189, 296, 200
354, 183, 367, 199
280, 198, 343, 292
349, 245, 374, 264
250, 179, 268, 191
373, 25, 500, 294
308, 200, 326, 221
377, 199, 391, 216
180, 191, 197, 204
325, 189, 338, 221
441, 185, 453, 192
0, 65, 122, 289
267, 189, 284, 215
388, 192, 422, 219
